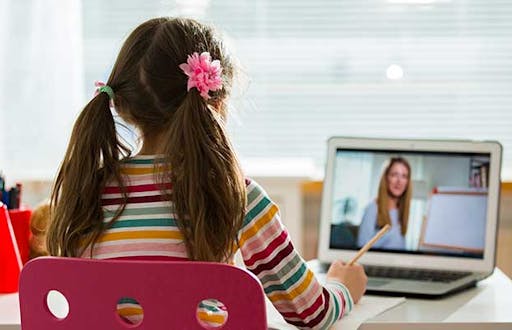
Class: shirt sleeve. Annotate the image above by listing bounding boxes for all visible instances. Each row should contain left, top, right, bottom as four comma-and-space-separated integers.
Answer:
238, 179, 353, 329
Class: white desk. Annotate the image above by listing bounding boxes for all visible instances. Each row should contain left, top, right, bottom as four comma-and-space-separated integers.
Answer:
1, 268, 512, 330
0, 293, 20, 330
359, 268, 512, 330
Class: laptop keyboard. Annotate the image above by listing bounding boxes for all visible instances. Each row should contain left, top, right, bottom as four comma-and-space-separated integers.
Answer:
363, 265, 472, 283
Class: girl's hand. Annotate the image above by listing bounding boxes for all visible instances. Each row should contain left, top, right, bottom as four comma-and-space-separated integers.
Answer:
326, 260, 367, 303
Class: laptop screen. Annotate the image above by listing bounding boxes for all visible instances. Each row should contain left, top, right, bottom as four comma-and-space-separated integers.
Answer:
329, 148, 491, 259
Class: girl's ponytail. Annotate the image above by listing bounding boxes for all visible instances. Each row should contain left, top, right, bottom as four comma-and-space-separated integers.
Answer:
162, 91, 246, 262
48, 91, 130, 257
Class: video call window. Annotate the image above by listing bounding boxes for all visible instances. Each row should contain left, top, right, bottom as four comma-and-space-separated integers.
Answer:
329, 149, 490, 259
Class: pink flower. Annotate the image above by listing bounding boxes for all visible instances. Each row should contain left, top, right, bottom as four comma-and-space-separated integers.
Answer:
179, 52, 223, 100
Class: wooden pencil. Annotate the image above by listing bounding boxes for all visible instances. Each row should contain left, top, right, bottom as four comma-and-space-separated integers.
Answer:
348, 224, 391, 265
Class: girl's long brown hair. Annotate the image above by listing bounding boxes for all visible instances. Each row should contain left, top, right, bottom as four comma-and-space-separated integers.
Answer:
376, 157, 412, 235
47, 18, 246, 262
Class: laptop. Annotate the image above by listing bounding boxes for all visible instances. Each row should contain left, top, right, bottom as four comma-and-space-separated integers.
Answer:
316, 137, 502, 297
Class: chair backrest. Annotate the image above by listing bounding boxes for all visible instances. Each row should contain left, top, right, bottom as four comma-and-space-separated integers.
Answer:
19, 257, 267, 330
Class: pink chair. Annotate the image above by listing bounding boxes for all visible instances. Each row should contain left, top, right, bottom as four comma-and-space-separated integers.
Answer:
19, 257, 267, 329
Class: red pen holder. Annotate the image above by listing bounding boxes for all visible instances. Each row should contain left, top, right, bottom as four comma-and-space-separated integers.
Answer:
0, 204, 23, 293
9, 208, 32, 265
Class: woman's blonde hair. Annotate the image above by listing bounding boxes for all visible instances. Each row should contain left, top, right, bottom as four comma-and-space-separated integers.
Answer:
376, 157, 412, 235
47, 18, 246, 262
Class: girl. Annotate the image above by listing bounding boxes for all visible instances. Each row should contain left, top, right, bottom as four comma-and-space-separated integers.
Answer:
47, 17, 366, 329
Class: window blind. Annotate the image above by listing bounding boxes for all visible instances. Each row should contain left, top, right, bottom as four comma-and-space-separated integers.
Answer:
82, 0, 512, 180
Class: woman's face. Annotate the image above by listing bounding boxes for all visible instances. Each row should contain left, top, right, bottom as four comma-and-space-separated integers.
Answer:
386, 162, 409, 198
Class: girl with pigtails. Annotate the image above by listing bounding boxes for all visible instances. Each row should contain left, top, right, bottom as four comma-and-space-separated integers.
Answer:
47, 17, 366, 329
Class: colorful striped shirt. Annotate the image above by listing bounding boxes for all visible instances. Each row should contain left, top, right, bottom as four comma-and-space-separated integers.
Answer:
84, 155, 352, 329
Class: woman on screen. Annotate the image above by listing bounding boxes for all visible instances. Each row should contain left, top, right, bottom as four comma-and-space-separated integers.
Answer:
357, 157, 412, 250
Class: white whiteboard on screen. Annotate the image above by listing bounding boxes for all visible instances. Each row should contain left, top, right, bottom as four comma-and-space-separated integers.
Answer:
421, 192, 487, 251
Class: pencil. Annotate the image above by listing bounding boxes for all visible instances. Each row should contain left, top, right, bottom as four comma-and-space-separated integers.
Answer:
348, 224, 391, 265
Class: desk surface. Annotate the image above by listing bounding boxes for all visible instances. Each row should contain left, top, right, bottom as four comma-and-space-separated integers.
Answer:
359, 267, 512, 330
1, 268, 511, 330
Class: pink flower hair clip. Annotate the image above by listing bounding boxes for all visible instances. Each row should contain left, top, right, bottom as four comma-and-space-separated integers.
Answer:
179, 52, 223, 100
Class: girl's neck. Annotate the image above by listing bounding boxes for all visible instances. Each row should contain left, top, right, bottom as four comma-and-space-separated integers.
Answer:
138, 132, 166, 155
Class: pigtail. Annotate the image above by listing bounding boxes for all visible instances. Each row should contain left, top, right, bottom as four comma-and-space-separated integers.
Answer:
48, 92, 130, 257
161, 91, 246, 262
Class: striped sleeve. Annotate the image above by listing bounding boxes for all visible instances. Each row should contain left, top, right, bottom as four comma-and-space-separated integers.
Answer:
239, 179, 352, 329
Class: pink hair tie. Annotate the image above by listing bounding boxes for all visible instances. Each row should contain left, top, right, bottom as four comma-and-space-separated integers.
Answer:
179, 52, 223, 100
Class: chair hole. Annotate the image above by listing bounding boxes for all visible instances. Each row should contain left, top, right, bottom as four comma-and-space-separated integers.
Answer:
116, 297, 144, 327
196, 298, 228, 329
46, 290, 69, 319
